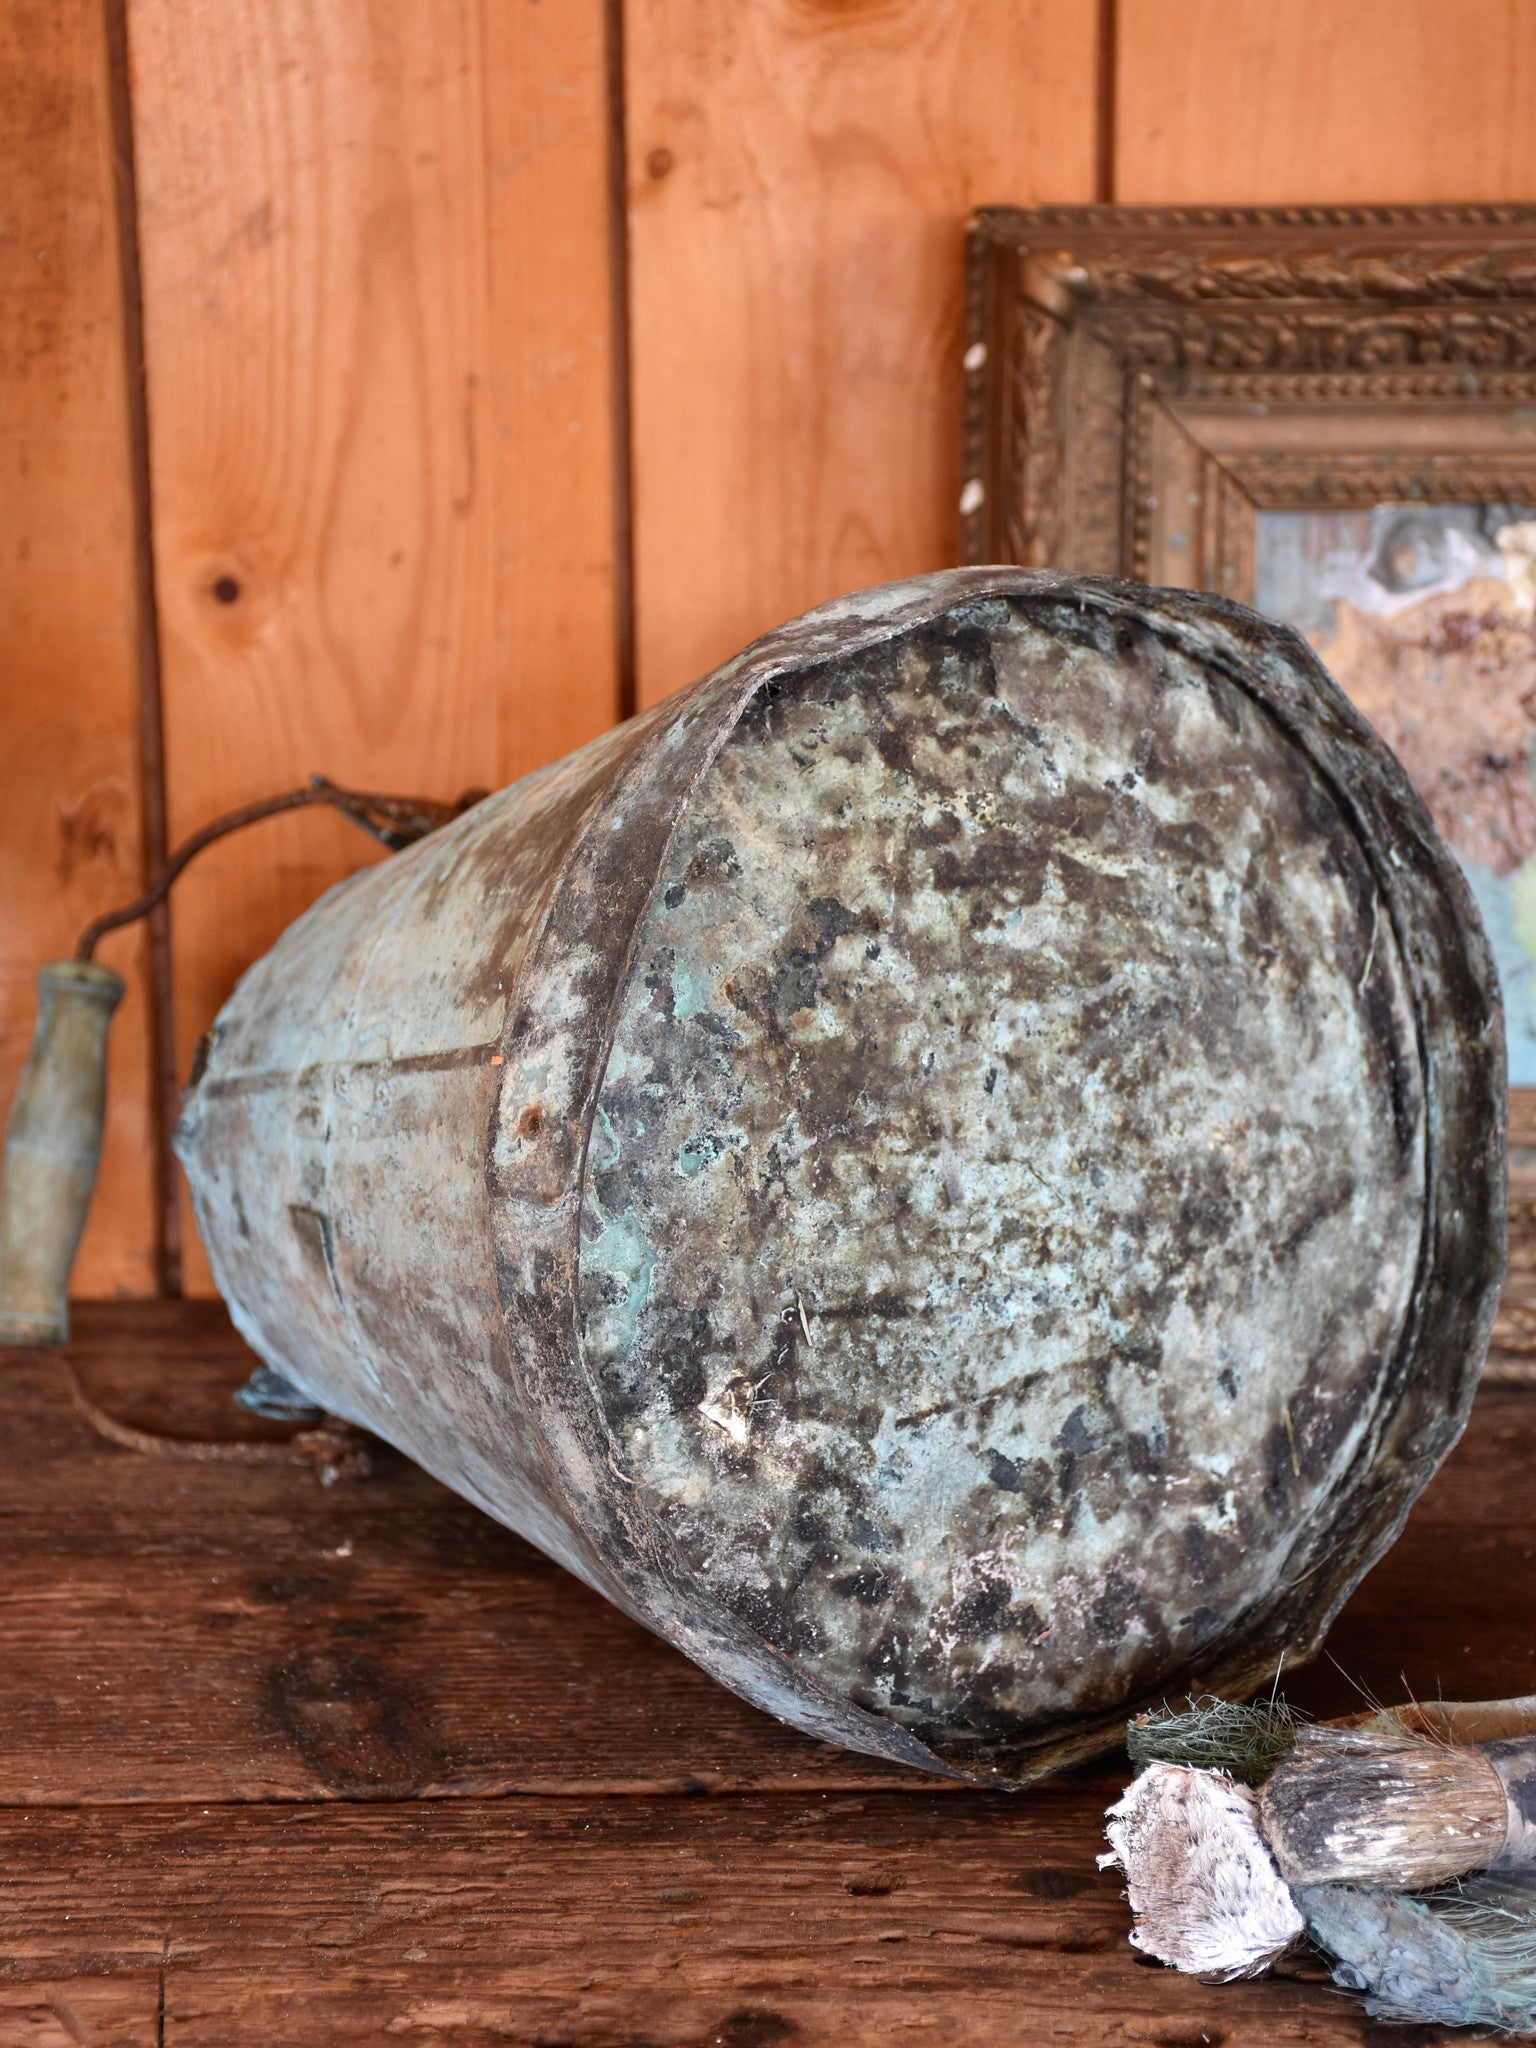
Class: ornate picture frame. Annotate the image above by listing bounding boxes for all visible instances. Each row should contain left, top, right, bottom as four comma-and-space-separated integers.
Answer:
960, 204, 1536, 1385
959, 204, 1536, 590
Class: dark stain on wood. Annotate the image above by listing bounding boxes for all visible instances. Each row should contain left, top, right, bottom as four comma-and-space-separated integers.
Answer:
259, 1648, 445, 1797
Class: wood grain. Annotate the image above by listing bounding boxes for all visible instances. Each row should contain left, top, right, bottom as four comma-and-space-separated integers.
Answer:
624, 0, 1099, 709
0, 1795, 1410, 2046
1115, 0, 1536, 204
0, 0, 157, 1296
123, 0, 620, 1291
480, 0, 625, 775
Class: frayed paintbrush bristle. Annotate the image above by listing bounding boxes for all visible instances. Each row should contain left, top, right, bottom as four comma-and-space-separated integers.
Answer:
1127, 1692, 1299, 1785
1100, 1761, 1304, 1979
1261, 1725, 1510, 1890
1299, 1874, 1536, 2032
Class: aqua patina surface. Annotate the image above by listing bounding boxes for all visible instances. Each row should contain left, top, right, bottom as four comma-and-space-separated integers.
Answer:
580, 598, 1426, 1771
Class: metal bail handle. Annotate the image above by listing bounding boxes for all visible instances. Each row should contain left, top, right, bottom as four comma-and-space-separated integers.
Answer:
0, 960, 125, 1345
0, 775, 477, 1350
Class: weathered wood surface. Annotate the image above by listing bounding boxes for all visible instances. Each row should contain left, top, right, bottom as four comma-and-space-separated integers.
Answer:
1, 1301, 1532, 2041
3, 1310, 1533, 1810
0, 1795, 1412, 2047
0, 1303, 933, 1805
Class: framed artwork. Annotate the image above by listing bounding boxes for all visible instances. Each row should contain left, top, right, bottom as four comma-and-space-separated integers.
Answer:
959, 204, 1536, 1377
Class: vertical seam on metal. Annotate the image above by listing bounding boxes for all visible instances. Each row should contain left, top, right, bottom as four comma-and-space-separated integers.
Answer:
103, 0, 181, 1294
605, 0, 638, 722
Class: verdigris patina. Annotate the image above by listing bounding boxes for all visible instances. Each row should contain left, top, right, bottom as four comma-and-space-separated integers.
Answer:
178, 571, 1506, 1784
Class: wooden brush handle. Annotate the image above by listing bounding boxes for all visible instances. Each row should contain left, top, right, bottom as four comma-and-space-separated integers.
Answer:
1347, 1696, 1536, 1746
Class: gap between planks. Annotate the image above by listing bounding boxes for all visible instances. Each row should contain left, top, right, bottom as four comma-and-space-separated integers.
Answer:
0, 1776, 998, 1814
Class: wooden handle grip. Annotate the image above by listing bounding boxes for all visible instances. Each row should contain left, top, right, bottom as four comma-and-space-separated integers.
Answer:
0, 961, 125, 1345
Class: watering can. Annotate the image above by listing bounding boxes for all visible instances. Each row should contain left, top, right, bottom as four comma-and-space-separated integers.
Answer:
2, 570, 1507, 1783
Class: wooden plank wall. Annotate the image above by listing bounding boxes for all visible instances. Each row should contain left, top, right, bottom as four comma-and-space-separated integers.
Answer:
622, 0, 1098, 707
0, 0, 1532, 1294
125, 0, 622, 1292
0, 0, 158, 1295
1115, 0, 1536, 205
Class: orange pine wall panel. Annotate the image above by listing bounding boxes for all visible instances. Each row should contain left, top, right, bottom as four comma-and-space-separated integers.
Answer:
0, 0, 157, 1295
1116, 0, 1536, 202
124, 0, 620, 1292
482, 0, 625, 776
624, 0, 1101, 709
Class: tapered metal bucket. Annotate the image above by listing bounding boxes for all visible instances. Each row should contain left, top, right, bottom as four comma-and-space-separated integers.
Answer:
177, 569, 1505, 1784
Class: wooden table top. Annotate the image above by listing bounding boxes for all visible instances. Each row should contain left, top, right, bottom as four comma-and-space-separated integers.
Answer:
3, 1299, 1533, 2046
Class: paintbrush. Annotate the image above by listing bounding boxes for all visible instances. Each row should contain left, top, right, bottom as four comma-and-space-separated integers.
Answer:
1101, 1692, 1536, 2030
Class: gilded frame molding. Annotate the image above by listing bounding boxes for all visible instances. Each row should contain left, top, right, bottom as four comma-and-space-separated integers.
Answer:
960, 203, 1536, 600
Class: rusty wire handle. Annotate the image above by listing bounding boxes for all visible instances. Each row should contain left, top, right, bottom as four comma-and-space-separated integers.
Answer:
61, 1361, 373, 1483
0, 770, 485, 1348
75, 775, 488, 961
